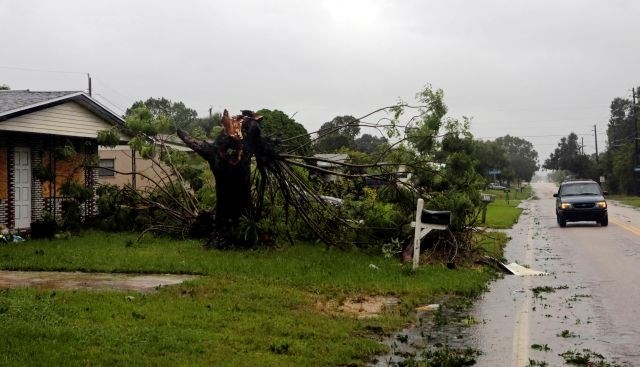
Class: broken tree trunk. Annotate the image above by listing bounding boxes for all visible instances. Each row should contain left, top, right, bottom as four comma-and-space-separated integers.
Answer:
177, 110, 264, 246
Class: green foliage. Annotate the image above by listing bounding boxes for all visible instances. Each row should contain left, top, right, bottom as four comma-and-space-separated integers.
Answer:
607, 96, 635, 149
354, 133, 389, 154
126, 106, 171, 136
60, 181, 93, 203
342, 198, 408, 247
494, 135, 539, 183
257, 109, 312, 155
195, 169, 216, 209
420, 345, 481, 366
32, 164, 55, 182
599, 89, 640, 194
408, 86, 447, 155
543, 133, 597, 179
126, 97, 200, 133
94, 184, 138, 232
96, 128, 120, 148
428, 121, 484, 233
473, 139, 509, 179
0, 84, 10, 90
560, 349, 621, 366
315, 115, 361, 153
59, 181, 93, 232
54, 143, 77, 161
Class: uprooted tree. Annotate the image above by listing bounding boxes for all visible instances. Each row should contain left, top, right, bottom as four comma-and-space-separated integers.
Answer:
97, 85, 487, 261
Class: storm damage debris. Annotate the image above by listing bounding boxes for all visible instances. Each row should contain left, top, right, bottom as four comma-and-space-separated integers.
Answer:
480, 256, 547, 276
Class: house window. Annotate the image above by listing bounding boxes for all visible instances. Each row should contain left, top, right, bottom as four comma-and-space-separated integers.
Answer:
99, 159, 115, 177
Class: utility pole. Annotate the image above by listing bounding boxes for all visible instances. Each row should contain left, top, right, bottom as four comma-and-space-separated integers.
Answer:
581, 137, 584, 155
633, 87, 639, 194
87, 73, 92, 96
634, 88, 638, 166
594, 124, 599, 162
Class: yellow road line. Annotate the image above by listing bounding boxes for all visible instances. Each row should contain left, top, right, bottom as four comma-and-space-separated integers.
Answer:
610, 217, 640, 237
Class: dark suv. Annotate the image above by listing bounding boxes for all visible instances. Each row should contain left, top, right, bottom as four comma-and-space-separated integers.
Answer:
554, 180, 608, 227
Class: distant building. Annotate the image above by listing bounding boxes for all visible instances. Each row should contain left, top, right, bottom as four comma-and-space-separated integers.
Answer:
98, 140, 192, 190
313, 153, 349, 182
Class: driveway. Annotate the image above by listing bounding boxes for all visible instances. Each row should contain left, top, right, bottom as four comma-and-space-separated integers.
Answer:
0, 270, 198, 293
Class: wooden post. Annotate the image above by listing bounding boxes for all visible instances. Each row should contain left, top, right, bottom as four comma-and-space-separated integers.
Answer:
413, 198, 424, 270
481, 204, 488, 224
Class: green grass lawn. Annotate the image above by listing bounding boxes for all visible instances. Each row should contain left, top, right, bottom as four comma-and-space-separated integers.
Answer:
0, 232, 498, 366
482, 185, 532, 229
606, 194, 640, 208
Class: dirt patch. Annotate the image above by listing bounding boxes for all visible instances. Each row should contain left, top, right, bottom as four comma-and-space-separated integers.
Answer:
317, 295, 400, 319
0, 270, 198, 293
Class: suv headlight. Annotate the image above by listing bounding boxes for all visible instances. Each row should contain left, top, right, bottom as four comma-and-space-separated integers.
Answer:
560, 203, 571, 209
596, 201, 607, 209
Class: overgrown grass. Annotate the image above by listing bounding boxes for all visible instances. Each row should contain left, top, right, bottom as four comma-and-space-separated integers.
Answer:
0, 232, 498, 366
607, 194, 640, 208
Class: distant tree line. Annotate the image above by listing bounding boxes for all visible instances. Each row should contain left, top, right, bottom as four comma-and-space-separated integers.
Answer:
542, 87, 640, 195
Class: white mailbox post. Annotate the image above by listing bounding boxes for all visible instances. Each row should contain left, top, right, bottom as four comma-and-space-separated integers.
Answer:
412, 198, 450, 270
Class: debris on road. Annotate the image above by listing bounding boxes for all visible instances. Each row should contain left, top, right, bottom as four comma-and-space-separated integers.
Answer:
480, 256, 547, 276
416, 304, 440, 312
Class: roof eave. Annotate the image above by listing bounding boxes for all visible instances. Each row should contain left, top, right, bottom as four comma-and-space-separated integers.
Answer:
0, 92, 126, 128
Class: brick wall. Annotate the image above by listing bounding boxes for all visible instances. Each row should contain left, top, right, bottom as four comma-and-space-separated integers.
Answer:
0, 201, 6, 228
0, 137, 7, 228
31, 136, 45, 222
6, 138, 15, 228
0, 145, 7, 200
0, 133, 100, 229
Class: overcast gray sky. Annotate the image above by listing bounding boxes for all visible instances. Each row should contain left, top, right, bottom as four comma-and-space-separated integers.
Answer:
2, 0, 639, 162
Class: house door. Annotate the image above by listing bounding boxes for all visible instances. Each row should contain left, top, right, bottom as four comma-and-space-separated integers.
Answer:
13, 147, 31, 228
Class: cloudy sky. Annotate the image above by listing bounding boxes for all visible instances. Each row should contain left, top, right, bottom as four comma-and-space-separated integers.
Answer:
2, 0, 639, 162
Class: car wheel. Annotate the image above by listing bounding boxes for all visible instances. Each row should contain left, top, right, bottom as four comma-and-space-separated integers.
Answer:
557, 215, 567, 228
600, 215, 608, 227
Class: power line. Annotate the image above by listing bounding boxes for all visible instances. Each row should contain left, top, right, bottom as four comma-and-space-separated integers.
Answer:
476, 132, 597, 140
0, 65, 86, 75
93, 93, 126, 115
91, 77, 136, 105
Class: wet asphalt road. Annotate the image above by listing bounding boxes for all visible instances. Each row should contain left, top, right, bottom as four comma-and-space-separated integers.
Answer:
472, 182, 640, 366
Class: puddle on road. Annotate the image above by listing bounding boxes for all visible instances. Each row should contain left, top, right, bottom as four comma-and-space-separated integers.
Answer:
0, 270, 198, 293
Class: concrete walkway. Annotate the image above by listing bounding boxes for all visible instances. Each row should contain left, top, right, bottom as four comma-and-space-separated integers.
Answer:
0, 270, 198, 293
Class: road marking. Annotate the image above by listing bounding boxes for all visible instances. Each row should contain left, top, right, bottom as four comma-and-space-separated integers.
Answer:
512, 202, 534, 365
610, 217, 640, 237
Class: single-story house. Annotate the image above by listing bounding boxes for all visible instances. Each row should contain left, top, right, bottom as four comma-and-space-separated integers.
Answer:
98, 136, 193, 190
0, 90, 125, 231
313, 153, 349, 182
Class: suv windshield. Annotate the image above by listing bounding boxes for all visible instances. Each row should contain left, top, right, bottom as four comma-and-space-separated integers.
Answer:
559, 182, 601, 196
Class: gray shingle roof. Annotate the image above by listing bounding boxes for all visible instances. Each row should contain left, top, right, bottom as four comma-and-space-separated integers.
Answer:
0, 90, 81, 114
